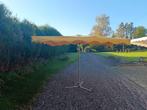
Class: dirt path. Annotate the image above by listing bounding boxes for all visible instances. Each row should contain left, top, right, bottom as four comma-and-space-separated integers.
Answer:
33, 53, 147, 110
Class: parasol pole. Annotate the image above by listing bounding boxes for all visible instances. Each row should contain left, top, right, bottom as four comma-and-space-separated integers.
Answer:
65, 43, 92, 92
77, 44, 80, 83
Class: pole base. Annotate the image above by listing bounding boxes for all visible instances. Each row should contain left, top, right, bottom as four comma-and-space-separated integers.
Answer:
65, 81, 92, 92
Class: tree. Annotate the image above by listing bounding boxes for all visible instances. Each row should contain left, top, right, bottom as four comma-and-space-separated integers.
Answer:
0, 3, 68, 71
36, 25, 62, 36
115, 22, 134, 39
115, 22, 126, 38
125, 22, 134, 39
91, 14, 112, 37
133, 26, 146, 38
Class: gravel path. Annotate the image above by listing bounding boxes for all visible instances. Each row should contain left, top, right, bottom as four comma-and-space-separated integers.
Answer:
33, 53, 147, 110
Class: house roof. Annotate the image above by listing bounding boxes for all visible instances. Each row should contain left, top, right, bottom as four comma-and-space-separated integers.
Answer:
131, 37, 147, 47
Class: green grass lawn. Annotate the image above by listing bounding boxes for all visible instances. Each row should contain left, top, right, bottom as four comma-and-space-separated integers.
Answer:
97, 51, 147, 62
0, 53, 77, 110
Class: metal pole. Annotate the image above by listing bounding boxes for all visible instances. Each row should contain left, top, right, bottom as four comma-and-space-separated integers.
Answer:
65, 44, 91, 92
77, 44, 80, 83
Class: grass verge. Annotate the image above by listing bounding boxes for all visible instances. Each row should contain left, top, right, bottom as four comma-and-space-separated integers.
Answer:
96, 51, 147, 62
0, 53, 77, 110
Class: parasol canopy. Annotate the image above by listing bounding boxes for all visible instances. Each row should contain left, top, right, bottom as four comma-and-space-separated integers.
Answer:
32, 36, 130, 46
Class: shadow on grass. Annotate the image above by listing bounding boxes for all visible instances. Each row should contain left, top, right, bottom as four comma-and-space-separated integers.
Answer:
0, 53, 78, 110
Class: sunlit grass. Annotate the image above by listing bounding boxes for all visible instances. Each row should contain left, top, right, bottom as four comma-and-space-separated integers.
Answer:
97, 51, 147, 62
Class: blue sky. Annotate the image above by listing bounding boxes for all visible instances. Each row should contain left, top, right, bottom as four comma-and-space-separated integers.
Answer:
1, 0, 147, 36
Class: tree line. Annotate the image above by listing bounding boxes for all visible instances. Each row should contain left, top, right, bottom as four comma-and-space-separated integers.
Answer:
91, 14, 147, 39
89, 14, 147, 52
0, 3, 68, 72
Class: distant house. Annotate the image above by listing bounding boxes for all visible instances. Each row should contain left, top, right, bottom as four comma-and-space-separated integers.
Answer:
131, 37, 147, 47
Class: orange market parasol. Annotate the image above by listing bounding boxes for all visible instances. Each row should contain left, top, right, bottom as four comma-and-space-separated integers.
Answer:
32, 36, 130, 46
32, 36, 130, 92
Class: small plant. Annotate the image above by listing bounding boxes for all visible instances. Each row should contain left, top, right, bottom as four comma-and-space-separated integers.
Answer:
0, 78, 4, 96
58, 55, 69, 61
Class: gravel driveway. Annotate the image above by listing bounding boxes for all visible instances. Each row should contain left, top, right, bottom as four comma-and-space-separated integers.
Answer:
33, 53, 147, 110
